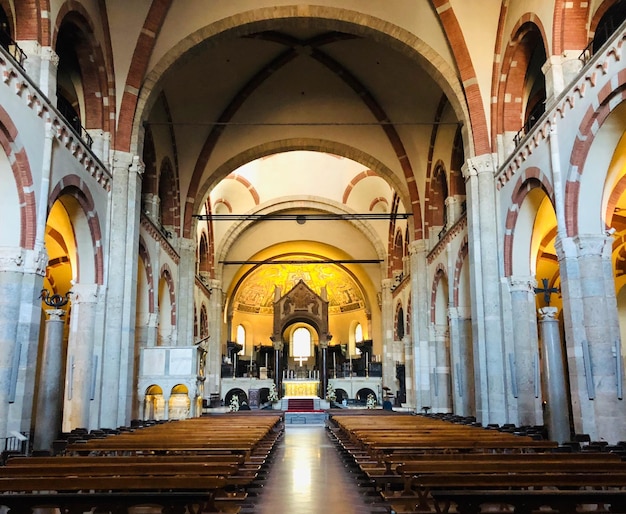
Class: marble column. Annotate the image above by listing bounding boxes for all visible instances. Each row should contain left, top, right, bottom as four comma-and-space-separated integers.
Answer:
177, 238, 196, 346
320, 338, 329, 400
63, 283, 100, 432
403, 336, 414, 407
538, 306, 571, 443
432, 324, 451, 413
380, 278, 395, 402
33, 309, 66, 452
409, 240, 430, 411
462, 155, 506, 424
557, 234, 625, 442
508, 276, 541, 426
272, 338, 283, 394
206, 279, 223, 397
99, 152, 136, 428
448, 305, 474, 416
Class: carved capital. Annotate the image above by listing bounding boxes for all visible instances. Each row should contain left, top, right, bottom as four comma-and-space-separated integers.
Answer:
408, 239, 426, 256
508, 275, 537, 293
538, 306, 559, 320
45, 308, 66, 321
462, 154, 496, 181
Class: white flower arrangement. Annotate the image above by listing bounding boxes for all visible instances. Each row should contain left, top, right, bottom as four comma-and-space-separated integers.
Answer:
366, 393, 376, 409
268, 383, 279, 403
229, 395, 240, 412
326, 383, 336, 402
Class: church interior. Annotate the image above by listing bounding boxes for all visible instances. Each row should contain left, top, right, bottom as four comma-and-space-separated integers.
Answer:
3, 0, 626, 511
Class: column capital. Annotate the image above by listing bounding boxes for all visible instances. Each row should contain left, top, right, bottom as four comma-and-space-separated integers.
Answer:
178, 237, 196, 253
408, 239, 427, 255
70, 283, 100, 303
508, 275, 537, 292
130, 155, 145, 177
461, 154, 496, 180
556, 234, 613, 259
381, 278, 393, 291
45, 308, 66, 321
538, 306, 559, 321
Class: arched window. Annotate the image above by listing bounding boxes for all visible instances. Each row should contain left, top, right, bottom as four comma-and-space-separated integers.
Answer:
354, 323, 362, 355
292, 327, 312, 359
237, 324, 245, 355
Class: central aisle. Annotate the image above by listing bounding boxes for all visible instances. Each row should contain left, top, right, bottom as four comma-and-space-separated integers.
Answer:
251, 425, 386, 514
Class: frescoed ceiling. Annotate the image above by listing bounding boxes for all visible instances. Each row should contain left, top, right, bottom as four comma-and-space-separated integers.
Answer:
233, 258, 366, 315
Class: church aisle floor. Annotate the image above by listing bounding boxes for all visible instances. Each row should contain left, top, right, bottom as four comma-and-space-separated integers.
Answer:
246, 424, 388, 514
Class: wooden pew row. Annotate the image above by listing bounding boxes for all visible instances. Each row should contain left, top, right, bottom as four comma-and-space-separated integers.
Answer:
384, 472, 626, 514
0, 475, 236, 514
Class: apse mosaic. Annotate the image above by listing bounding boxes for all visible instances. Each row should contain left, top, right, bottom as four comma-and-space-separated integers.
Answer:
233, 261, 365, 315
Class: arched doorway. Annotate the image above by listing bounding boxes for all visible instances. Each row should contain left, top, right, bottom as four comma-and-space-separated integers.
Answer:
144, 385, 164, 420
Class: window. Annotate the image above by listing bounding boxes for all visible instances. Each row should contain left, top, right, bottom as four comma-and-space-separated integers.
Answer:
355, 323, 362, 355
292, 327, 312, 363
237, 325, 245, 355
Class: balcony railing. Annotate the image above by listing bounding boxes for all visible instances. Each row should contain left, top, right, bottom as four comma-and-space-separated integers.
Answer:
0, 29, 26, 69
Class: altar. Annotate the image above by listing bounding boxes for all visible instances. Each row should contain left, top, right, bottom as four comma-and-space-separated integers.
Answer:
283, 380, 320, 397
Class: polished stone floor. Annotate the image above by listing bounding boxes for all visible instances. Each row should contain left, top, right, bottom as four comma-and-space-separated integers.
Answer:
250, 425, 387, 514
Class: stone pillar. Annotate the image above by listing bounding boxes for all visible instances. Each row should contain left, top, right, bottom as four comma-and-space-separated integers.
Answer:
0, 248, 47, 440
272, 338, 283, 394
409, 240, 430, 411
99, 152, 136, 428
432, 324, 451, 413
320, 339, 329, 400
63, 283, 100, 431
462, 155, 507, 424
508, 276, 542, 426
403, 336, 414, 407
206, 279, 223, 397
557, 234, 625, 442
380, 278, 395, 401
448, 305, 474, 416
33, 309, 67, 452
538, 306, 571, 443
177, 238, 196, 346
542, 53, 584, 104
18, 42, 58, 99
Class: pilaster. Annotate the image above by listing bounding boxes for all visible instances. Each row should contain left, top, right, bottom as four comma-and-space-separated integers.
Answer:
462, 154, 507, 424
448, 305, 474, 416
177, 238, 196, 346
381, 277, 394, 401
408, 240, 429, 411
431, 323, 451, 413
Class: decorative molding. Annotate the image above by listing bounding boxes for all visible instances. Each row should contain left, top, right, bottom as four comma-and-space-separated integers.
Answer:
140, 215, 180, 264
427, 215, 467, 264
496, 29, 626, 190
0, 50, 111, 192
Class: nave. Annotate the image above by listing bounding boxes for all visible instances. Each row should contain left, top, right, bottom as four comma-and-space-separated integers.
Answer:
251, 425, 386, 514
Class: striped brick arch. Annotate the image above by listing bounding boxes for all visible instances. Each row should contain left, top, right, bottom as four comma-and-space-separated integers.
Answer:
430, 264, 447, 324
160, 263, 176, 326
452, 236, 469, 308
0, 105, 36, 249
494, 15, 548, 138
48, 175, 105, 284
138, 237, 155, 314
503, 168, 555, 277
565, 73, 626, 237
53, 3, 111, 133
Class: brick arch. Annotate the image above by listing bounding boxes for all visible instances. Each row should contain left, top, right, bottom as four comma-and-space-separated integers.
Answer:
431, 0, 489, 155
138, 236, 155, 314
495, 15, 548, 140
452, 236, 469, 308
394, 301, 405, 340
198, 231, 209, 273
565, 74, 626, 237
425, 160, 448, 231
553, 0, 591, 55
342, 169, 378, 204
0, 105, 36, 249
590, 0, 622, 40
158, 156, 181, 235
406, 296, 411, 336
391, 229, 404, 275
226, 173, 260, 205
142, 125, 157, 196
160, 263, 176, 326
503, 168, 555, 277
430, 264, 447, 324
369, 197, 388, 212
48, 175, 105, 284
53, 2, 110, 132
387, 193, 401, 279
